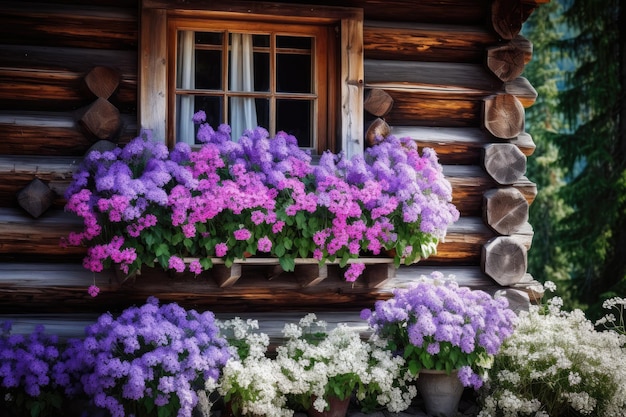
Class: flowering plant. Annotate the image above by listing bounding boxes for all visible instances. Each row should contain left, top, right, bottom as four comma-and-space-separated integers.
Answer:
274, 313, 415, 414
360, 272, 516, 389
210, 318, 293, 417
0, 322, 69, 417
63, 110, 458, 291
68, 297, 231, 417
478, 283, 626, 417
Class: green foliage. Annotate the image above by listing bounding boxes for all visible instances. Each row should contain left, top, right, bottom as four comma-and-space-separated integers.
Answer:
524, 0, 626, 313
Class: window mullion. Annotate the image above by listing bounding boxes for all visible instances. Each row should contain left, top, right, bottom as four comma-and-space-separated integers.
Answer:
222, 30, 229, 125
270, 32, 276, 137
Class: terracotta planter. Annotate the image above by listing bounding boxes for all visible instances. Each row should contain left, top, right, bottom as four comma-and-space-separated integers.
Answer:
416, 369, 464, 417
306, 395, 351, 417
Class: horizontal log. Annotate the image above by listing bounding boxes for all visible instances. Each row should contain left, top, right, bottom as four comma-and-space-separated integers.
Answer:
144, 0, 490, 24
365, 60, 504, 95
0, 261, 534, 319
391, 126, 535, 165
383, 90, 481, 127
0, 3, 137, 50
491, 0, 524, 40
0, 45, 136, 83
0, 68, 136, 112
0, 111, 137, 156
364, 22, 497, 62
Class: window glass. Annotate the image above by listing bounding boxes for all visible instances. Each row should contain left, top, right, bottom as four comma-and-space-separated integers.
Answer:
276, 99, 312, 148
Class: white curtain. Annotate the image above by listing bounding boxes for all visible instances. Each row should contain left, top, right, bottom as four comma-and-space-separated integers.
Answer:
229, 33, 257, 141
177, 31, 196, 145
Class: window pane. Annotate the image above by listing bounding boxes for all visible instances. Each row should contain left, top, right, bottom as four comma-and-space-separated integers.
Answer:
277, 36, 311, 50
276, 36, 312, 93
229, 33, 269, 93
196, 32, 222, 46
253, 51, 270, 92
228, 97, 268, 140
276, 100, 312, 148
194, 95, 223, 134
195, 49, 222, 90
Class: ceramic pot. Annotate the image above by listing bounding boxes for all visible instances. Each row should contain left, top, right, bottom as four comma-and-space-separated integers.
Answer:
415, 369, 464, 417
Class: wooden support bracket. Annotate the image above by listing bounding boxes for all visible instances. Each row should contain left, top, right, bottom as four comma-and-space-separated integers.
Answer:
212, 264, 242, 288
297, 263, 329, 288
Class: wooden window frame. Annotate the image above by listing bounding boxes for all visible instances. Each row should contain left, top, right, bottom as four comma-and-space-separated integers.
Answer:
139, 0, 364, 157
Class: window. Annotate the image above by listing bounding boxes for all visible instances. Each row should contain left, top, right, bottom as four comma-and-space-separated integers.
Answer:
139, 1, 364, 157
171, 20, 331, 152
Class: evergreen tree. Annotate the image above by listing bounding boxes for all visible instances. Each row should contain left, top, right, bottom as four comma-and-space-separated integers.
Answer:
525, 0, 625, 315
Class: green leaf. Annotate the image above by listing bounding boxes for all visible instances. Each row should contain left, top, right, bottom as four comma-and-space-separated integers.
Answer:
275, 243, 286, 257
280, 256, 296, 272
155, 243, 170, 257
283, 237, 293, 250
408, 359, 420, 376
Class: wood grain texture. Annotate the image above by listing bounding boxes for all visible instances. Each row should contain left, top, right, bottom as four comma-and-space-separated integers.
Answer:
0, 111, 137, 156
0, 3, 137, 50
391, 126, 536, 165
483, 187, 529, 235
364, 22, 497, 62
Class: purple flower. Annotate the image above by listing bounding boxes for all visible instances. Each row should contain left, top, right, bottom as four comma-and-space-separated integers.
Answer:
362, 274, 516, 388
233, 228, 251, 241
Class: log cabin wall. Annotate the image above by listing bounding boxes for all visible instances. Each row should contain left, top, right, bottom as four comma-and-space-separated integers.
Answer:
0, 0, 547, 335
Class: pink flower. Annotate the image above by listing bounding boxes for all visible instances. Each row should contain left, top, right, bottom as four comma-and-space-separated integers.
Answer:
215, 242, 228, 257
344, 263, 366, 282
272, 221, 285, 234
188, 260, 202, 275
88, 285, 100, 297
168, 256, 185, 273
233, 228, 251, 241
257, 236, 272, 252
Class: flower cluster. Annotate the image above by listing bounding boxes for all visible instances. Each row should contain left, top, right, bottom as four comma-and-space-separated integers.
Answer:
63, 111, 458, 293
274, 313, 416, 414
210, 318, 293, 417
69, 297, 231, 417
360, 272, 516, 389
478, 283, 626, 417
0, 322, 68, 417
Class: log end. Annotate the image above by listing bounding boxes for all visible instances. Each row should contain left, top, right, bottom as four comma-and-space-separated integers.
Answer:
483, 187, 529, 235
481, 236, 528, 286
17, 178, 56, 218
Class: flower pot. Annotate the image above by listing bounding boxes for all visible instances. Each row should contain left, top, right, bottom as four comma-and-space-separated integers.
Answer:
416, 369, 464, 417
307, 395, 351, 417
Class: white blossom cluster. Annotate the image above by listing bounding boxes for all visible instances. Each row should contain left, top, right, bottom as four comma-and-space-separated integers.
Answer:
276, 313, 416, 413
478, 283, 626, 417
204, 314, 416, 416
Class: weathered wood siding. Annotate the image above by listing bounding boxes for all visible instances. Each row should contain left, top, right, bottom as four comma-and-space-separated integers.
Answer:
0, 0, 546, 334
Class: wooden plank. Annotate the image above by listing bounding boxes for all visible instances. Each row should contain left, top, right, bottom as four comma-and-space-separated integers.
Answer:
144, 0, 489, 24
139, 7, 168, 143
383, 89, 481, 127
0, 68, 136, 112
0, 45, 136, 79
365, 60, 504, 94
390, 126, 536, 165
341, 14, 365, 158
0, 3, 137, 50
0, 111, 137, 156
364, 22, 497, 63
